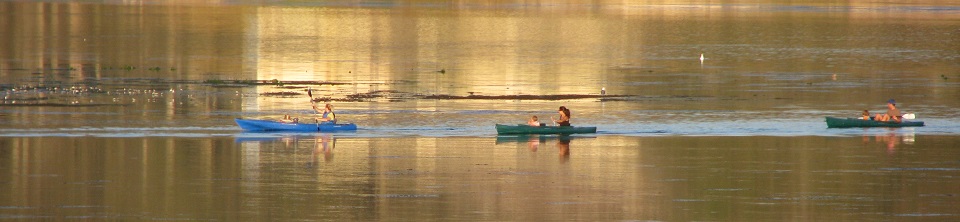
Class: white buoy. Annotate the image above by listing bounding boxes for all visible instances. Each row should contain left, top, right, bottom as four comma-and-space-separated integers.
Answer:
699, 53, 705, 63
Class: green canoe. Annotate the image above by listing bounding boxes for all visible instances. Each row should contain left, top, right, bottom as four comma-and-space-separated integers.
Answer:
825, 117, 924, 128
495, 124, 597, 135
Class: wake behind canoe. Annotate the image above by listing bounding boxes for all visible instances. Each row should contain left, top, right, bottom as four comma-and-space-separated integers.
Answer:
825, 117, 924, 128
235, 118, 357, 132
496, 124, 596, 135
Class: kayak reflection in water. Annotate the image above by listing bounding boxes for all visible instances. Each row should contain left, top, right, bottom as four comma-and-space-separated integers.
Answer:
878, 133, 900, 154
861, 131, 904, 155
308, 134, 335, 168
551, 106, 571, 126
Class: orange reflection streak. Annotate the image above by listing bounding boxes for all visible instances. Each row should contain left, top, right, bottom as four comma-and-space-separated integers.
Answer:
527, 136, 539, 152
304, 134, 335, 168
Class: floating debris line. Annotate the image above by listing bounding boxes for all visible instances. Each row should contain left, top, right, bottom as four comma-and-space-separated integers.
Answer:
310, 90, 629, 102
1, 78, 635, 106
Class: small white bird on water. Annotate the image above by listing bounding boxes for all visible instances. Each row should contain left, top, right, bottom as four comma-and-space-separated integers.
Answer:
601, 87, 606, 95
699, 53, 705, 64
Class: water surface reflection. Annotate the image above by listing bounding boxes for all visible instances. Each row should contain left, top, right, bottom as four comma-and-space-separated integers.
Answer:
497, 134, 583, 162
861, 130, 917, 154
3, 135, 960, 220
2, 1, 960, 137
2, 1, 960, 220
236, 133, 339, 167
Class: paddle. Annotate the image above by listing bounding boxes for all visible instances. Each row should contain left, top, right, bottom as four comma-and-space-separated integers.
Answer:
307, 87, 313, 101
903, 113, 915, 120
308, 87, 319, 131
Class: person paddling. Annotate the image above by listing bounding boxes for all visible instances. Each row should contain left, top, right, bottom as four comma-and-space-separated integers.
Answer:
313, 103, 337, 123
551, 106, 571, 126
873, 99, 901, 123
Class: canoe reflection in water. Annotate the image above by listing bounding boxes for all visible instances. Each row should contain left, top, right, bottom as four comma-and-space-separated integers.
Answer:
496, 134, 577, 162
526, 135, 540, 152
557, 136, 570, 163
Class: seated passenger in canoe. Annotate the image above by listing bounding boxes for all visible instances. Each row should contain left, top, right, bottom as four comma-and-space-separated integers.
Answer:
313, 103, 337, 123
873, 99, 901, 123
551, 106, 571, 126
280, 114, 299, 123
527, 115, 542, 127
862, 110, 871, 120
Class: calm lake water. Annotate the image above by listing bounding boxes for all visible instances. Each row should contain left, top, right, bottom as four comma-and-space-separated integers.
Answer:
2, 0, 960, 220
3, 135, 960, 220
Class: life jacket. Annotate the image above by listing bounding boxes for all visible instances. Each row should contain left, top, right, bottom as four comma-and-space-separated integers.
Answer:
323, 111, 336, 122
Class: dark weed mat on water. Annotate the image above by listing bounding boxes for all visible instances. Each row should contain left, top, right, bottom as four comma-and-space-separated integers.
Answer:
314, 90, 629, 102
1, 79, 634, 106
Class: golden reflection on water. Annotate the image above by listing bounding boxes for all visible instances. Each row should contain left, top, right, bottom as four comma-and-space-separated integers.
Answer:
3, 1, 958, 120
4, 135, 960, 220
2, 1, 960, 219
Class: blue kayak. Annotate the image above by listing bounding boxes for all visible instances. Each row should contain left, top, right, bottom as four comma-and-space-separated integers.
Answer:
235, 118, 357, 132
